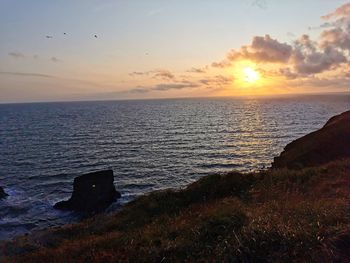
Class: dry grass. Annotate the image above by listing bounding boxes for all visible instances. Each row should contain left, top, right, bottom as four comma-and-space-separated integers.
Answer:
2, 160, 350, 262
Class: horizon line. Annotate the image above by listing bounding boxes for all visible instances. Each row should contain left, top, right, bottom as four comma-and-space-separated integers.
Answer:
1, 90, 350, 105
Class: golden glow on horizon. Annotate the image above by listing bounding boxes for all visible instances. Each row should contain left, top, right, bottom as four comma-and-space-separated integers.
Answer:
229, 60, 263, 86
243, 67, 260, 83
215, 60, 286, 97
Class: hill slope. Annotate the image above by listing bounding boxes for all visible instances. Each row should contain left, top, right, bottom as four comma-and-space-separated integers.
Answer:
2, 161, 350, 262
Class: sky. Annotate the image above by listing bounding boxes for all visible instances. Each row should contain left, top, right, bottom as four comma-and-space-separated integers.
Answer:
1, 0, 350, 103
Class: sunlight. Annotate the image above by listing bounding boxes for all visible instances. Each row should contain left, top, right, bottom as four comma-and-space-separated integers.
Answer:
243, 67, 260, 83
228, 60, 263, 87
215, 60, 286, 97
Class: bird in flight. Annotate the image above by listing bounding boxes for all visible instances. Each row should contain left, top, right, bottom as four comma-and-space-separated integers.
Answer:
46, 35, 53, 39
63, 33, 67, 35
94, 34, 98, 38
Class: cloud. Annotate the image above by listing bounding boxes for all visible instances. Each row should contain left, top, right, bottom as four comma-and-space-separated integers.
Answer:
227, 35, 293, 63
152, 70, 174, 80
129, 71, 148, 76
96, 3, 350, 96
0, 71, 55, 78
50, 57, 61, 63
8, 52, 62, 63
211, 61, 231, 68
0, 71, 108, 90
288, 5, 350, 76
251, 0, 267, 10
211, 3, 350, 81
128, 87, 150, 93
293, 46, 346, 75
128, 68, 233, 94
319, 3, 350, 51
212, 35, 293, 68
320, 28, 350, 50
278, 68, 298, 80
129, 69, 174, 80
288, 75, 350, 90
321, 3, 350, 20
8, 52, 25, 59
127, 82, 200, 94
308, 22, 333, 31
186, 67, 207, 73
152, 83, 198, 91
199, 75, 234, 87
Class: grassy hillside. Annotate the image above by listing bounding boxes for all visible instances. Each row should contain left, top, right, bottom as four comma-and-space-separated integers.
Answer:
2, 159, 350, 262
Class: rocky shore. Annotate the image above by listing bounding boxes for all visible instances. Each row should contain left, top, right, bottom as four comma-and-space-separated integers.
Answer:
2, 111, 350, 262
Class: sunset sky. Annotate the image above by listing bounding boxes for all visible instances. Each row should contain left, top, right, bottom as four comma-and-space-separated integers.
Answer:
1, 0, 350, 103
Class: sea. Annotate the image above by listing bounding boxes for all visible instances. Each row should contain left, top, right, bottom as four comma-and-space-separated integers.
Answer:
1, 94, 350, 240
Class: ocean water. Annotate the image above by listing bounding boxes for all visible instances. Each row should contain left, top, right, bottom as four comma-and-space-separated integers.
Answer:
0, 95, 350, 240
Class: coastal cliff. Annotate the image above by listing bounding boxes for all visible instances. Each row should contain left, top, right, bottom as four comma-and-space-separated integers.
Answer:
2, 111, 350, 262
272, 110, 350, 169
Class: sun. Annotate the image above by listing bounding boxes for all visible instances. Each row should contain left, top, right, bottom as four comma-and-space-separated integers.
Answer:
243, 67, 260, 83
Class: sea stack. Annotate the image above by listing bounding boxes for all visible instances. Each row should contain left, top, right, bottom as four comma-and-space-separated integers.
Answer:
0, 186, 8, 199
54, 170, 121, 213
272, 110, 350, 169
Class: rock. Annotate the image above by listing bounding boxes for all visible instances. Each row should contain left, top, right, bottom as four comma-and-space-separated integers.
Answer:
272, 110, 350, 169
0, 186, 8, 199
54, 170, 121, 213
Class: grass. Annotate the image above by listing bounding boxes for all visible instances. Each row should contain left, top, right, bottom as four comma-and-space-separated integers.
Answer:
2, 160, 350, 262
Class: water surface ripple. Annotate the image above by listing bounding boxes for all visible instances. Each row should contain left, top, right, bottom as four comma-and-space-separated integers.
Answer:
1, 95, 349, 240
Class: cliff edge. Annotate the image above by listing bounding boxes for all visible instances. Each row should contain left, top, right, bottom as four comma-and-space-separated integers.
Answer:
272, 110, 350, 169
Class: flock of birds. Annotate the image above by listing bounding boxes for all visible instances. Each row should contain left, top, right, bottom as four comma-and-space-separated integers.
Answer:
45, 33, 98, 39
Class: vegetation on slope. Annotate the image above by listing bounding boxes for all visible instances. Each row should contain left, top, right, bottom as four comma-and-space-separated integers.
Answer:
2, 160, 350, 262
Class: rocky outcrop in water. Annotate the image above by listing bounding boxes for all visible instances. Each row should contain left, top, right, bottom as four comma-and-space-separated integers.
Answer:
54, 170, 121, 213
0, 186, 8, 199
272, 110, 350, 169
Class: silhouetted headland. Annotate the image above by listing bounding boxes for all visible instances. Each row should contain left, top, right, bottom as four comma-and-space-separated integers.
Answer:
273, 110, 350, 169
